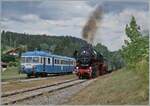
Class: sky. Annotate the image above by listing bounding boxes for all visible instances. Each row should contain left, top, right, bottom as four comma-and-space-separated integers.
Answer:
1, 0, 149, 51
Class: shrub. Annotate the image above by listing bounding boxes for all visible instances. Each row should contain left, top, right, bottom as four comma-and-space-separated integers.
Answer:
8, 62, 18, 67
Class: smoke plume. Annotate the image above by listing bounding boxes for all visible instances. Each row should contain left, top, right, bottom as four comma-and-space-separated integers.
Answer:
82, 5, 103, 44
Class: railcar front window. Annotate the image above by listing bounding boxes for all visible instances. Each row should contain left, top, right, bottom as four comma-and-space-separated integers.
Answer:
33, 57, 39, 63
21, 57, 26, 63
26, 57, 32, 63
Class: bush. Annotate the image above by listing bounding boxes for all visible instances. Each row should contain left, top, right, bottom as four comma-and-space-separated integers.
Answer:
135, 60, 149, 83
135, 60, 149, 99
8, 62, 19, 67
2, 54, 16, 63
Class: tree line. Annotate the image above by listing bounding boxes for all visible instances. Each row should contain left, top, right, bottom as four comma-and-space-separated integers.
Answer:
1, 30, 124, 70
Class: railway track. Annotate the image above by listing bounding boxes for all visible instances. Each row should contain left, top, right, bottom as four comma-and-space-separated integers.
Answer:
2, 77, 47, 85
2, 78, 86, 105
2, 74, 74, 85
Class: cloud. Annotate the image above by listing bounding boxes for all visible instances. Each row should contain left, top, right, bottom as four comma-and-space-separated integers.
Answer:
2, 1, 94, 21
1, 0, 149, 51
94, 8, 148, 51
1, 14, 86, 38
37, 1, 93, 20
21, 14, 40, 22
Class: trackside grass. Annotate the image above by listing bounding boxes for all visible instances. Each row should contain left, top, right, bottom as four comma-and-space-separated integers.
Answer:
66, 69, 149, 105
1, 66, 26, 80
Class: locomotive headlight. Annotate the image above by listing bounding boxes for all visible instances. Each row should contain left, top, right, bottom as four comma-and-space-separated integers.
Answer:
76, 67, 79, 70
87, 69, 90, 72
89, 67, 92, 70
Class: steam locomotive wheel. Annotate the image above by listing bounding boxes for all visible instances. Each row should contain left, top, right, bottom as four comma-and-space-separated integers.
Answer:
91, 67, 96, 78
78, 75, 82, 79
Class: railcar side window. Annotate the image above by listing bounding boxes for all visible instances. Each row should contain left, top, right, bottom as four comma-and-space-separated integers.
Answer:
21, 57, 25, 63
55, 59, 60, 64
26, 57, 32, 63
74, 61, 76, 65
40, 57, 43, 63
33, 57, 39, 63
61, 60, 64, 64
65, 60, 66, 64
55, 59, 56, 64
61, 60, 67, 64
70, 61, 73, 65
48, 58, 51, 64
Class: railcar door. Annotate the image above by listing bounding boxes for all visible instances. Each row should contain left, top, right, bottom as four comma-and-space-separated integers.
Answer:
43, 57, 46, 72
52, 57, 54, 67
45, 57, 52, 73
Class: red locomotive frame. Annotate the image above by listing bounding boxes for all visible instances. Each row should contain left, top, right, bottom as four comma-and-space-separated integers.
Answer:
74, 56, 108, 79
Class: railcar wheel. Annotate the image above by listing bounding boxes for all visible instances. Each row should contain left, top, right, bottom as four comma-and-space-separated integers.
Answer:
27, 74, 31, 78
91, 69, 97, 78
35, 73, 40, 78
40, 73, 47, 77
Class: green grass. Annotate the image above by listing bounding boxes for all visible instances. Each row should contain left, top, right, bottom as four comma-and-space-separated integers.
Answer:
66, 69, 149, 105
1, 66, 26, 80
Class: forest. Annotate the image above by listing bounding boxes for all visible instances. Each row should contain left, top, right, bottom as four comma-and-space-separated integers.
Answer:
1, 30, 124, 70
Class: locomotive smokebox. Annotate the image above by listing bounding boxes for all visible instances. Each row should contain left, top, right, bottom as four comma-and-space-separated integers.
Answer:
76, 44, 97, 67
73, 44, 107, 79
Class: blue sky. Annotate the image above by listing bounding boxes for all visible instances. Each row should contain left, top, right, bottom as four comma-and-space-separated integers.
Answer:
1, 0, 149, 51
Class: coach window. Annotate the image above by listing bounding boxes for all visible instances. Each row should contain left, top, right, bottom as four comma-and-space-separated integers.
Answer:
62, 60, 64, 64
55, 59, 59, 64
66, 60, 69, 64
69, 61, 71, 65
48, 58, 51, 64
21, 57, 26, 63
61, 60, 63, 64
63, 60, 66, 64
40, 57, 43, 63
70, 61, 73, 65
73, 61, 75, 65
33, 57, 39, 63
65, 61, 67, 64
26, 57, 32, 63
57, 59, 60, 64
55, 59, 57, 64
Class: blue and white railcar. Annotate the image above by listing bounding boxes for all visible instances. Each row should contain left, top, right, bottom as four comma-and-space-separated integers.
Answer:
20, 51, 76, 77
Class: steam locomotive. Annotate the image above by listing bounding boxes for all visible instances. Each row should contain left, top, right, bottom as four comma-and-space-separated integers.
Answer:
74, 44, 108, 79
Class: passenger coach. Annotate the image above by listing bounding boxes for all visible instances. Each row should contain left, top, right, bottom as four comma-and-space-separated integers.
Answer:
20, 51, 76, 77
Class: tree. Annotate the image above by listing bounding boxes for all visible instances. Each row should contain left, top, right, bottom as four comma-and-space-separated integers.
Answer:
122, 16, 149, 97
39, 43, 49, 51
122, 16, 148, 67
125, 16, 142, 42
2, 54, 16, 63
94, 43, 124, 70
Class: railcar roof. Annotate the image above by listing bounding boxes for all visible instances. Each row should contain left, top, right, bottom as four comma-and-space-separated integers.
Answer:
51, 54, 75, 60
22, 51, 75, 60
22, 51, 50, 57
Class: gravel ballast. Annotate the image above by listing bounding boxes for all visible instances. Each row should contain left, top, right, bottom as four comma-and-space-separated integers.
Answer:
14, 79, 96, 105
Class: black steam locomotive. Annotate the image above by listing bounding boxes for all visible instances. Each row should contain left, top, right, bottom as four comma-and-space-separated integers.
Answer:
74, 44, 108, 79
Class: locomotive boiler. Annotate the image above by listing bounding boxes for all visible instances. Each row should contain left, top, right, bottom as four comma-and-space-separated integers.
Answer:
74, 44, 108, 79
